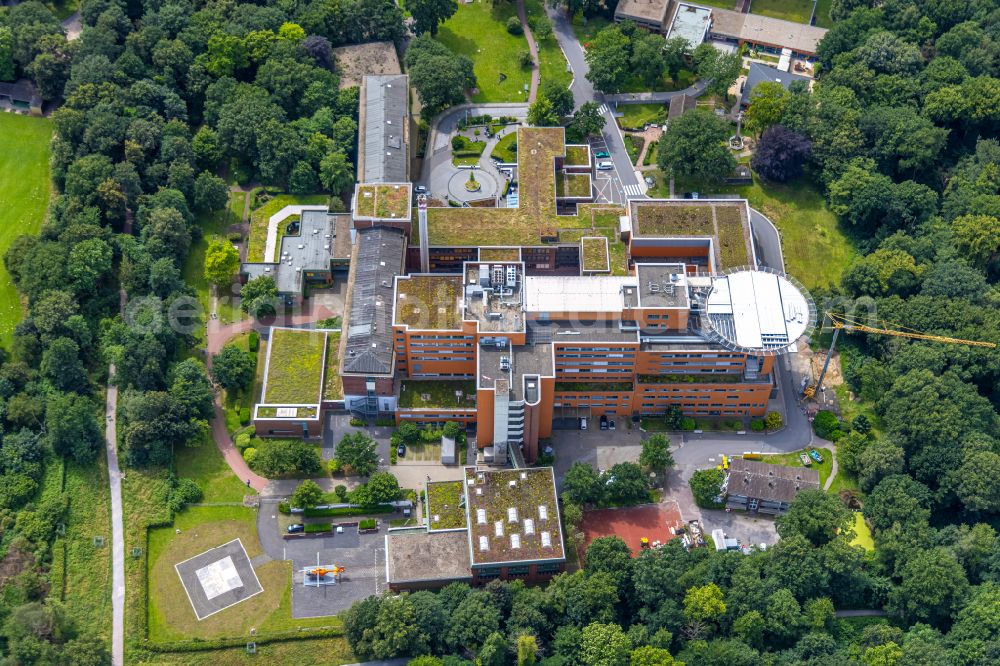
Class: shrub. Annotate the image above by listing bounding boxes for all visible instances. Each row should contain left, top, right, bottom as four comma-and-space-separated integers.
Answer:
248, 331, 260, 352
250, 439, 323, 477
335, 485, 348, 501
506, 16, 523, 35
349, 417, 366, 427
452, 135, 466, 150
519, 51, 533, 68
390, 447, 398, 464
329, 458, 342, 474
305, 523, 332, 533
291, 479, 324, 509
169, 478, 203, 513
239, 407, 250, 424
304, 505, 394, 517
764, 411, 783, 430
689, 468, 726, 509
813, 410, 841, 439
358, 518, 377, 530
278, 501, 290, 514
680, 417, 697, 431
750, 420, 765, 432
242, 447, 257, 464
235, 432, 251, 450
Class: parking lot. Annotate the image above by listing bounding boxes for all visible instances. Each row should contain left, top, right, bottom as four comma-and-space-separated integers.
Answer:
588, 134, 626, 206
257, 499, 387, 618
548, 425, 644, 489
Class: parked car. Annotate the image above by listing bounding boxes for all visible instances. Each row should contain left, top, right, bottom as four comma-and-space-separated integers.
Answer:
799, 453, 812, 466
596, 161, 614, 170
595, 150, 610, 158
414, 185, 428, 194
396, 444, 406, 457
609, 419, 616, 431
600, 415, 609, 430
809, 449, 824, 463
287, 523, 304, 534
580, 417, 588, 430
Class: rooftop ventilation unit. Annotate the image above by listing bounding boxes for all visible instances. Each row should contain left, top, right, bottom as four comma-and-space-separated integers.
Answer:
505, 265, 517, 288
491, 265, 505, 286
541, 531, 552, 548
507, 507, 518, 523
538, 505, 548, 520
479, 536, 489, 551
477, 508, 487, 524
524, 518, 535, 535
510, 534, 521, 549
494, 521, 503, 537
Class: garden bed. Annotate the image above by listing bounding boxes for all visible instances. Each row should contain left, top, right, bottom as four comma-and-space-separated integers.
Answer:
426, 481, 467, 530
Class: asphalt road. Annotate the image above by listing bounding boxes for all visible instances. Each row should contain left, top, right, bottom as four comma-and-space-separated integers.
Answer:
547, 8, 643, 199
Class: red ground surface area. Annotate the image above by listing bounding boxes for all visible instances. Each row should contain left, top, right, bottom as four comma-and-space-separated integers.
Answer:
580, 501, 685, 556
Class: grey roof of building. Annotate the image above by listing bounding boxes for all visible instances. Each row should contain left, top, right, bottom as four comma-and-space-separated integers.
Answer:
343, 227, 406, 375
741, 62, 811, 105
363, 75, 409, 184
726, 458, 819, 504
614, 0, 671, 26
242, 209, 341, 294
386, 530, 472, 585
0, 80, 41, 105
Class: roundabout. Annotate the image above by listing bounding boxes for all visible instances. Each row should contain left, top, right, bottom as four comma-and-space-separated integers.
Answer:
447, 167, 499, 202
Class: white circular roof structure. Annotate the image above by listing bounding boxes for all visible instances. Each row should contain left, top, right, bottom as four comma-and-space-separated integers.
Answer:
703, 269, 815, 355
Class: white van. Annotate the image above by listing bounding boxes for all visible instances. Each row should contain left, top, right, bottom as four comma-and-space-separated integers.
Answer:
596, 161, 614, 170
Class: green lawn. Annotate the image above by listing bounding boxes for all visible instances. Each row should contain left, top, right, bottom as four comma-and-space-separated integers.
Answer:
525, 0, 572, 90
814, 0, 835, 28
0, 114, 52, 347
52, 459, 112, 642
221, 330, 263, 436
436, 1, 531, 103
760, 447, 833, 488
617, 103, 667, 130
247, 193, 329, 263
182, 191, 245, 339
649, 174, 855, 291
492, 132, 518, 163
618, 69, 697, 94
570, 13, 611, 44
174, 432, 253, 503
750, 0, 813, 24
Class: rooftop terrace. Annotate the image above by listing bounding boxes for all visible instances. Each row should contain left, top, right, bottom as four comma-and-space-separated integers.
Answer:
353, 183, 412, 221
465, 467, 564, 567
394, 275, 464, 330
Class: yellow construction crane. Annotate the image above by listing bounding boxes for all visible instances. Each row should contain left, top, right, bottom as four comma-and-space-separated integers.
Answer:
803, 312, 997, 399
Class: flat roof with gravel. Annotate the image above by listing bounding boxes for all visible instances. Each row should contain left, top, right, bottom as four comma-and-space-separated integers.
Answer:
386, 530, 473, 585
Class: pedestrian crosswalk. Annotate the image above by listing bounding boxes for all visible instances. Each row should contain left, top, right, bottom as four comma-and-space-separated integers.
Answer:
623, 183, 645, 197
598, 104, 611, 115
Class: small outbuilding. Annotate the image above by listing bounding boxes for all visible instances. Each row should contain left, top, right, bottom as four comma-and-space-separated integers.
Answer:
441, 435, 457, 465
0, 80, 43, 116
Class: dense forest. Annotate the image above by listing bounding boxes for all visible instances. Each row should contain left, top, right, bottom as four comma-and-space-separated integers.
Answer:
0, 0, 407, 660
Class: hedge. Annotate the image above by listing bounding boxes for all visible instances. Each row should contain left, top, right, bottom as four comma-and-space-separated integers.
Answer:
358, 518, 377, 530
303, 504, 395, 518
144, 626, 345, 653
305, 523, 331, 533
